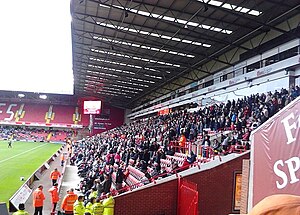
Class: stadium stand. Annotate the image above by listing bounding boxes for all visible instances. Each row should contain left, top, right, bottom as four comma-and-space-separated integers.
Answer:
0, 103, 86, 127
20, 104, 49, 123
70, 85, 300, 200
0, 126, 74, 143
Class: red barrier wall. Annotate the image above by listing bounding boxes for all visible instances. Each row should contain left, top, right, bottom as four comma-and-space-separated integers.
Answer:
187, 153, 250, 215
115, 180, 178, 215
114, 153, 250, 215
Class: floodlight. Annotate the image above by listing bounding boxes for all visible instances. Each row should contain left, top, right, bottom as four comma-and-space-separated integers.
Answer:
39, 94, 47, 99
18, 93, 25, 98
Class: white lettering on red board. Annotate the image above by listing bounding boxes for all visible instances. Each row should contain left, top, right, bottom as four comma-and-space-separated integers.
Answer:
272, 112, 299, 189
280, 112, 299, 145
274, 157, 300, 189
0, 103, 17, 121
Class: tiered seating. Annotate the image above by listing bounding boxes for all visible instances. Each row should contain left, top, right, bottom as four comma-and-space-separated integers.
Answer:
127, 166, 145, 181
165, 154, 185, 167
174, 152, 188, 159
20, 104, 48, 123
125, 174, 143, 189
50, 105, 75, 124
72, 85, 300, 198
49, 131, 70, 142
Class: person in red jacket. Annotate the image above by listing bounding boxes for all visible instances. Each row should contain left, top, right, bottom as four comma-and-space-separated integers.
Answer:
61, 188, 78, 215
48, 183, 59, 214
50, 168, 61, 186
33, 185, 45, 215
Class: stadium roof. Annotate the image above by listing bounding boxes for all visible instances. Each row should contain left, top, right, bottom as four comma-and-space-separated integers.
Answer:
71, 0, 300, 109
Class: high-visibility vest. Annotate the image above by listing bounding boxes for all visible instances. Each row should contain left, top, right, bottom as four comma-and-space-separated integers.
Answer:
12, 210, 30, 215
48, 186, 59, 203
88, 191, 98, 200
179, 135, 186, 147
102, 196, 115, 215
61, 154, 65, 161
50, 170, 61, 180
33, 188, 45, 207
85, 202, 94, 214
93, 202, 104, 215
61, 192, 78, 212
73, 200, 85, 215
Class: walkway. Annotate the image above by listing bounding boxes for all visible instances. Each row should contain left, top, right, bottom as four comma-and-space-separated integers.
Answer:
21, 145, 81, 215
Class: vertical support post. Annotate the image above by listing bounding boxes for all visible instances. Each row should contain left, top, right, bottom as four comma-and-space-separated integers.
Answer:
177, 176, 181, 215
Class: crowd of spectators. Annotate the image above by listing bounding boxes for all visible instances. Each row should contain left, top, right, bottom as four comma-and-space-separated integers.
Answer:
0, 126, 74, 142
70, 85, 300, 200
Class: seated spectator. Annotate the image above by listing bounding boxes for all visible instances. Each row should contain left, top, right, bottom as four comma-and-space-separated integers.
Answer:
211, 139, 221, 153
221, 134, 230, 153
165, 146, 175, 156
187, 151, 197, 164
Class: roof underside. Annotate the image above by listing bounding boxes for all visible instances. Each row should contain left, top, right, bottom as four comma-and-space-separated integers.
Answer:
71, 0, 300, 109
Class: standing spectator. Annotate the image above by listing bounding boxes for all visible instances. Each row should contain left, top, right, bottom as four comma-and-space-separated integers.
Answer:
179, 131, 187, 153
73, 195, 85, 215
61, 188, 78, 215
201, 135, 211, 158
50, 168, 61, 186
33, 185, 45, 215
12, 203, 29, 215
115, 168, 124, 191
61, 153, 66, 167
48, 183, 59, 214
102, 174, 112, 196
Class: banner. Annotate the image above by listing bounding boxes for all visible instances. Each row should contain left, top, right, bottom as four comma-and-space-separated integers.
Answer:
10, 184, 32, 209
250, 97, 300, 206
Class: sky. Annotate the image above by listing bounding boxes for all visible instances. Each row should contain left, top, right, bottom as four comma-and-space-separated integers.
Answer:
0, 0, 74, 95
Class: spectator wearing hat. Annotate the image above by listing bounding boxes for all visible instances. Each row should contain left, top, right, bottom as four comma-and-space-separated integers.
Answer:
12, 203, 29, 215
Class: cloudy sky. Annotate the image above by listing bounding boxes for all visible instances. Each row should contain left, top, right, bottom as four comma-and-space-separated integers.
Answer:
0, 0, 74, 94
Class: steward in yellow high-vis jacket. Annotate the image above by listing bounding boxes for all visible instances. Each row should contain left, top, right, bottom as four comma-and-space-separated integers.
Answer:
74, 195, 85, 215
102, 195, 115, 215
12, 204, 29, 215
92, 198, 104, 215
85, 197, 96, 214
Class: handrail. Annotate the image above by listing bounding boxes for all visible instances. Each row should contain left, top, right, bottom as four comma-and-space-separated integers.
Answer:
109, 161, 201, 197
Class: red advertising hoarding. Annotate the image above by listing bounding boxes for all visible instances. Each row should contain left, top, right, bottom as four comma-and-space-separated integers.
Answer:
249, 97, 300, 207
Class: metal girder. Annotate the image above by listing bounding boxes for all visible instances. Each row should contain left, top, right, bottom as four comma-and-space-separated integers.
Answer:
72, 15, 204, 57
79, 1, 255, 52
131, 2, 212, 79
73, 41, 188, 69
73, 46, 181, 72
74, 56, 167, 78
128, 0, 252, 30
130, 13, 300, 106
82, 0, 255, 60
75, 68, 155, 89
196, 0, 297, 35
72, 28, 191, 67
73, 9, 254, 54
